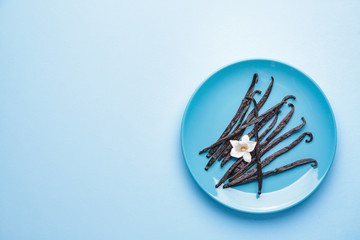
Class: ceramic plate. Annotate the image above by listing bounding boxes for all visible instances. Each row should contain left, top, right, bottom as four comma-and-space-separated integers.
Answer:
181, 59, 336, 213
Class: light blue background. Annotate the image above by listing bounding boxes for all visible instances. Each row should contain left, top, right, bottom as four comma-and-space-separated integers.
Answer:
0, 0, 359, 239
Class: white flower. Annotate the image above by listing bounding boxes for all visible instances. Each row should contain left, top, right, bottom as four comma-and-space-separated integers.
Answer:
230, 135, 257, 163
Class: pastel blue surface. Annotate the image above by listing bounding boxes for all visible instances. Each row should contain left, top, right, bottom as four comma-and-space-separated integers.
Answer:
0, 0, 359, 239
181, 59, 336, 213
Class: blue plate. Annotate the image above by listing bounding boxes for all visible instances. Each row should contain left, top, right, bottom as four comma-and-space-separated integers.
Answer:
181, 59, 336, 213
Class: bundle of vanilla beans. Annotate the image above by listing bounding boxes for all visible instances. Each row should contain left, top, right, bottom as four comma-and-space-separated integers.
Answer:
199, 74, 317, 195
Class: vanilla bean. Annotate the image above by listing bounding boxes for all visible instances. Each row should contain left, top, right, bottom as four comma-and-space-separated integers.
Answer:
215, 110, 280, 187
206, 74, 259, 158
258, 110, 280, 141
260, 103, 295, 147
232, 77, 275, 135
250, 98, 263, 195
214, 90, 262, 165
212, 90, 261, 163
229, 117, 306, 182
224, 132, 313, 188
216, 110, 281, 188
215, 100, 293, 187
199, 95, 294, 155
215, 77, 275, 162
219, 105, 283, 167
215, 100, 253, 162
215, 158, 244, 188
248, 110, 281, 141
235, 90, 262, 131
229, 105, 296, 178
219, 110, 280, 168
217, 94, 295, 164
200, 108, 274, 159
229, 158, 318, 186
209, 90, 261, 159
204, 91, 261, 170
260, 117, 306, 154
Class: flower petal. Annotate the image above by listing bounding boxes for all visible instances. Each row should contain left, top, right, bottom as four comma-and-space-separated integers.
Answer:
230, 140, 240, 148
243, 152, 252, 163
241, 135, 250, 143
230, 148, 245, 158
247, 141, 257, 152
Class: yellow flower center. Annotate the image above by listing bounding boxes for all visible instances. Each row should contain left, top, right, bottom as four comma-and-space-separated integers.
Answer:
240, 146, 247, 151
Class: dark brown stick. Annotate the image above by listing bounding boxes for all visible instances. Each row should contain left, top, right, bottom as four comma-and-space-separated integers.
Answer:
210, 90, 260, 163
234, 90, 262, 135
260, 103, 295, 147
219, 105, 284, 167
233, 76, 275, 134
204, 91, 261, 170
226, 158, 318, 186
260, 117, 307, 154
215, 98, 254, 162
209, 89, 262, 160
215, 102, 295, 187
206, 74, 259, 157
224, 132, 313, 188
219, 110, 280, 168
200, 95, 294, 155
250, 98, 263, 195
258, 110, 280, 141
229, 117, 307, 182
228, 105, 296, 178
217, 94, 295, 164
215, 77, 275, 162
201, 107, 274, 166
215, 110, 281, 187
215, 158, 244, 188
218, 108, 280, 166
248, 109, 281, 141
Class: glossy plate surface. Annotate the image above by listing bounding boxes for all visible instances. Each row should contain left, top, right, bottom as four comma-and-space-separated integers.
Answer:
181, 59, 336, 213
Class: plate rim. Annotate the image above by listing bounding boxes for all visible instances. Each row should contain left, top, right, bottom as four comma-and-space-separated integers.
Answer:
180, 58, 337, 214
